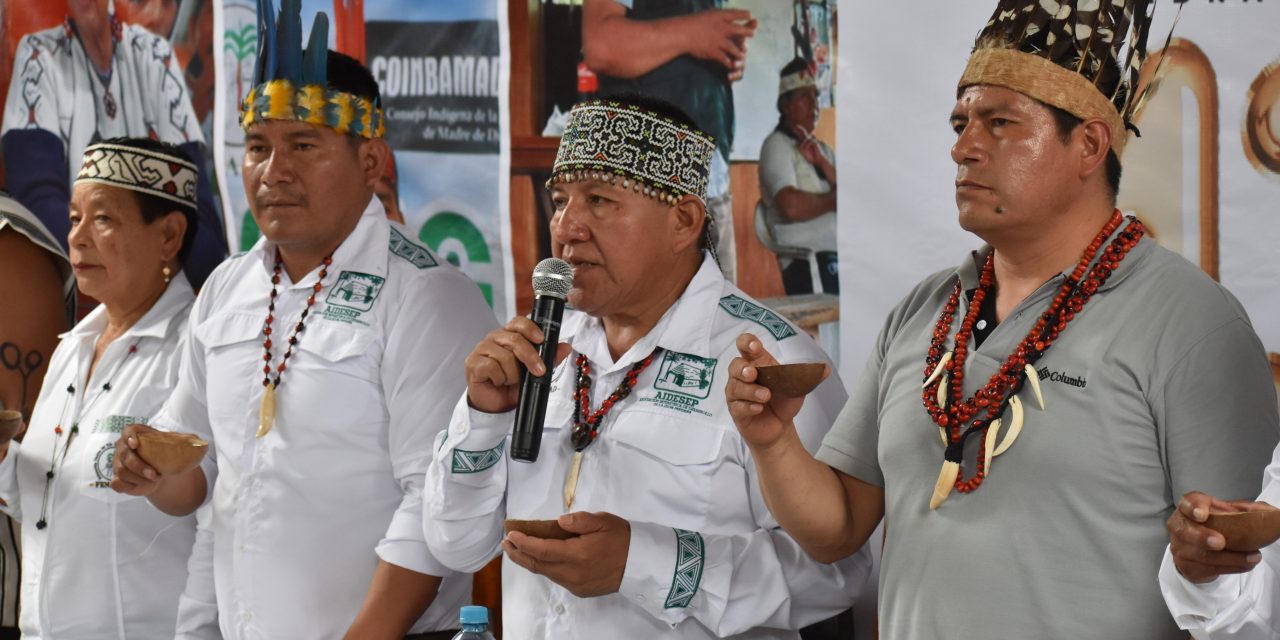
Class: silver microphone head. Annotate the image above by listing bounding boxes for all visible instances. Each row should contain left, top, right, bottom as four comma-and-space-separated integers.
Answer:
532, 258, 574, 299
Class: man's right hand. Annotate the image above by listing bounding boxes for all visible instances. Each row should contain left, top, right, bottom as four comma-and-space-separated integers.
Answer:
111, 424, 165, 496
464, 316, 571, 414
683, 9, 757, 71
1168, 490, 1268, 583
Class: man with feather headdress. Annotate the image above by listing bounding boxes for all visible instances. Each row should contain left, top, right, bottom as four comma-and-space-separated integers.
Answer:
103, 1, 496, 637
725, 1, 1279, 637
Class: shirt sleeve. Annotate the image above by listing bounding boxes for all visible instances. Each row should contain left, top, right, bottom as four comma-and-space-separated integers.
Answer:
377, 269, 497, 577
0, 442, 22, 521
615, 343, 874, 634
422, 397, 511, 573
152, 277, 219, 494
1159, 444, 1280, 640
1156, 317, 1279, 503
174, 503, 220, 639
758, 133, 798, 202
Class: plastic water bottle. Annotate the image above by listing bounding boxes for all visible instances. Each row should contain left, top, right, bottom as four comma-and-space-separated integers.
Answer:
451, 605, 496, 640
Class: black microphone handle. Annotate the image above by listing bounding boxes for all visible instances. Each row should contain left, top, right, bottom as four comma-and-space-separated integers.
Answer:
510, 295, 565, 462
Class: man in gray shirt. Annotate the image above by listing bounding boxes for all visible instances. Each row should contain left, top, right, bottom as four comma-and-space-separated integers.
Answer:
724, 1, 1280, 638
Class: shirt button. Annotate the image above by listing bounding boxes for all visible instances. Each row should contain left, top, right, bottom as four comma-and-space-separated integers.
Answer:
636, 594, 646, 603
554, 604, 565, 615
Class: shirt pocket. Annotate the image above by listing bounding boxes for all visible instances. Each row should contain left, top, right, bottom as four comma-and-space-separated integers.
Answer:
606, 413, 726, 528
78, 431, 136, 504
273, 322, 383, 438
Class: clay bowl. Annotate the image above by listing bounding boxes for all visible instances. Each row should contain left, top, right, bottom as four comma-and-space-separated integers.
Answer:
504, 518, 576, 540
0, 410, 23, 443
135, 431, 209, 476
754, 363, 826, 398
1205, 507, 1280, 552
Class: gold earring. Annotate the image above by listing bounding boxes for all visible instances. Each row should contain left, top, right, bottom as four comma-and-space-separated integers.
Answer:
162, 265, 172, 284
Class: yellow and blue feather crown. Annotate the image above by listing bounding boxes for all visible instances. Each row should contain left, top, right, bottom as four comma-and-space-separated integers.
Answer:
239, 0, 385, 138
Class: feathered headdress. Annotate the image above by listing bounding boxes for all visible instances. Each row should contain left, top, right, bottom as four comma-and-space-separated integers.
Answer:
239, 0, 384, 138
958, 0, 1171, 156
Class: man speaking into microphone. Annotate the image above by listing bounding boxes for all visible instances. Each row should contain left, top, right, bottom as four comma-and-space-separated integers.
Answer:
423, 95, 870, 639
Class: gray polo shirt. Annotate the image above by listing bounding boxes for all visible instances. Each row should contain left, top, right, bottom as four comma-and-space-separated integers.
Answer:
818, 233, 1280, 639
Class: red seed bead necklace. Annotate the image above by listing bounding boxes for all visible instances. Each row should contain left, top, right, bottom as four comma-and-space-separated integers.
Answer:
921, 210, 1144, 496
570, 348, 662, 451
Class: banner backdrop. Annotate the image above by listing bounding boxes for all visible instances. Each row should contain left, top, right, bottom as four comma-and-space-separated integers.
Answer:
836, 1, 1280, 388
214, 0, 511, 316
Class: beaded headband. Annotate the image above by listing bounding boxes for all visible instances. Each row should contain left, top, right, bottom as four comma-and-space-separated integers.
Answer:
239, 0, 385, 138
76, 143, 198, 209
779, 69, 816, 95
958, 0, 1167, 156
548, 100, 715, 205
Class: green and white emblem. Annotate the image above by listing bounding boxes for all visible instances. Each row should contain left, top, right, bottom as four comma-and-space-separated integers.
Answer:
654, 351, 717, 399
327, 271, 386, 312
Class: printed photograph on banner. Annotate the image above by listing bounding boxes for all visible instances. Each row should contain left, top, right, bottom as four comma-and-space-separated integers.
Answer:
524, 0, 840, 361
215, 0, 509, 318
2, 0, 226, 294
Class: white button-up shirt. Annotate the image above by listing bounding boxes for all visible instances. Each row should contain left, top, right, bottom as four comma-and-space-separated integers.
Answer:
1160, 442, 1280, 639
0, 274, 197, 639
425, 255, 873, 639
158, 200, 497, 638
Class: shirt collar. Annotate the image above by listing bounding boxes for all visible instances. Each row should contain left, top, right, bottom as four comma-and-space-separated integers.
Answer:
957, 216, 1153, 295
561, 253, 723, 373
249, 196, 390, 287
64, 270, 195, 341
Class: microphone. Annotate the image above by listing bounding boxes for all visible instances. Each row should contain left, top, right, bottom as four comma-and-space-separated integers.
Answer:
511, 258, 574, 462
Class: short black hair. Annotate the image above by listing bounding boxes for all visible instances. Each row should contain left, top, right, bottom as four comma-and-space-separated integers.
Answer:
98, 136, 199, 264
1044, 104, 1123, 198
326, 50, 381, 105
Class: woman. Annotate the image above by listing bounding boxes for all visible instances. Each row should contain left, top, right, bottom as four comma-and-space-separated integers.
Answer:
0, 137, 201, 638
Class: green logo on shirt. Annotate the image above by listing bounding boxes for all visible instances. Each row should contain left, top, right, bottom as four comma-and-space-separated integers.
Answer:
327, 271, 386, 313
653, 351, 717, 400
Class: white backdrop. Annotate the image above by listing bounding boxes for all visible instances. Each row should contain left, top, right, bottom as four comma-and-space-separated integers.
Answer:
836, 1, 1280, 383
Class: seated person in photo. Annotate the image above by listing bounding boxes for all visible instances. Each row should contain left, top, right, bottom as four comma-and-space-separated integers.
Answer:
758, 58, 837, 295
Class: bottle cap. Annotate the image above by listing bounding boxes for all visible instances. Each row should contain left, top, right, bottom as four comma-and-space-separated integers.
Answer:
460, 605, 488, 625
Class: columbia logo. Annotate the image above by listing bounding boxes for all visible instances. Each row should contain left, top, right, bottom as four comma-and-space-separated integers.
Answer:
1037, 367, 1087, 389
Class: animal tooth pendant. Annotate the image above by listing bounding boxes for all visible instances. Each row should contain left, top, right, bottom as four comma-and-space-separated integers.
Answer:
993, 396, 1025, 456
983, 418, 1002, 476
256, 384, 277, 437
923, 352, 953, 388
1024, 364, 1045, 410
930, 460, 961, 510
936, 374, 949, 409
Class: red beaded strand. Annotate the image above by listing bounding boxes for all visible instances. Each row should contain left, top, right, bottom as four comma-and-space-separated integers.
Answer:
570, 348, 661, 451
921, 211, 1145, 494
261, 251, 333, 390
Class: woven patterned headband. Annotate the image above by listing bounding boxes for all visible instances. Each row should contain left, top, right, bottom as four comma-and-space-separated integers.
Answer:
76, 143, 198, 208
548, 100, 715, 204
779, 69, 816, 95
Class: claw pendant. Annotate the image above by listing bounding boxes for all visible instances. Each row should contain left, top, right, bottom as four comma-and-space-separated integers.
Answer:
993, 396, 1025, 456
923, 352, 953, 388
1024, 364, 1045, 410
929, 460, 961, 510
983, 418, 1002, 476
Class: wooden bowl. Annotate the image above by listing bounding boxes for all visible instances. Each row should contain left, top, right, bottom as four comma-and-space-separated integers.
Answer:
135, 431, 209, 476
754, 363, 826, 397
1205, 508, 1280, 552
0, 410, 22, 443
504, 518, 576, 540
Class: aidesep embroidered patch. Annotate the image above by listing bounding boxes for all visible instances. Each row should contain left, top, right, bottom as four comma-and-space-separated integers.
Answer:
718, 295, 796, 340
389, 226, 438, 269
327, 271, 386, 312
